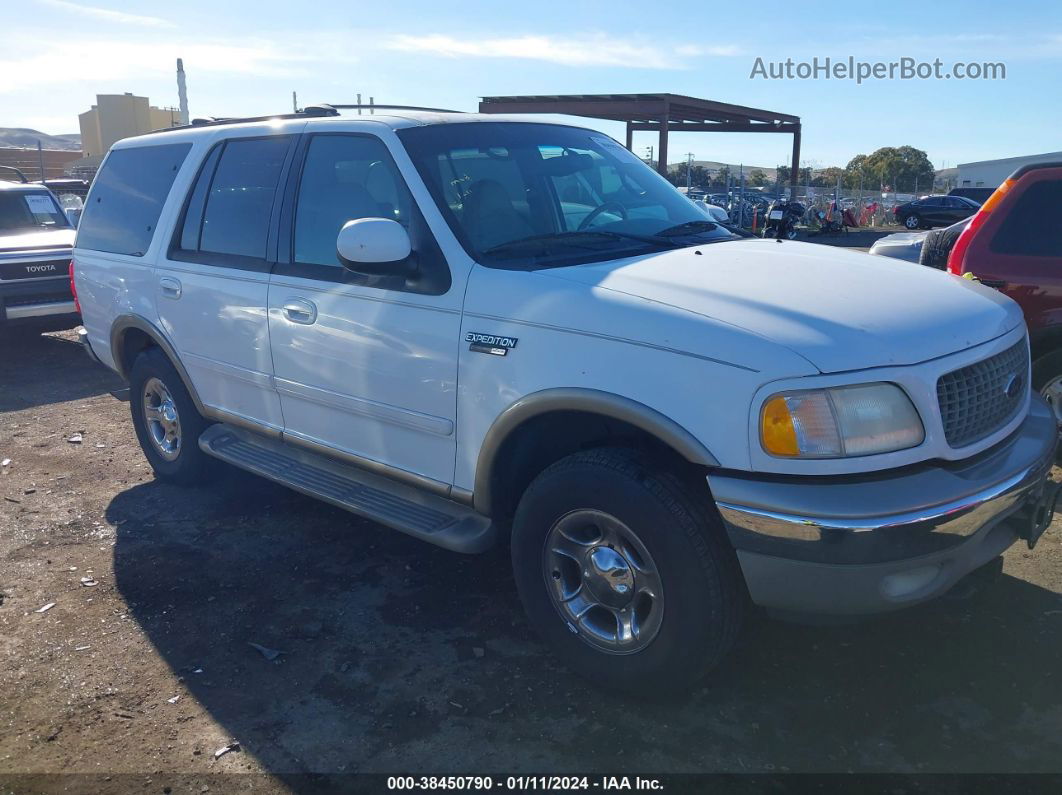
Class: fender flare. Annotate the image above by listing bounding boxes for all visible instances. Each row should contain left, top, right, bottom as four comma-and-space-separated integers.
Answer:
109, 314, 208, 416
472, 387, 720, 515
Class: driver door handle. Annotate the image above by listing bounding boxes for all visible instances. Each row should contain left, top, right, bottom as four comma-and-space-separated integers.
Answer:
282, 297, 317, 325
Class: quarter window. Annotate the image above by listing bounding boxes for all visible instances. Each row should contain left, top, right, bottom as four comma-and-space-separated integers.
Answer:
77, 143, 191, 256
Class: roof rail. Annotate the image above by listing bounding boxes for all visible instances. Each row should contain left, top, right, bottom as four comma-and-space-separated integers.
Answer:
152, 102, 463, 136
165, 105, 342, 132
0, 165, 28, 183
327, 104, 464, 114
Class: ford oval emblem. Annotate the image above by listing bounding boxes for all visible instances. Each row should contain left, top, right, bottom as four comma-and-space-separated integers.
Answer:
1004, 373, 1024, 399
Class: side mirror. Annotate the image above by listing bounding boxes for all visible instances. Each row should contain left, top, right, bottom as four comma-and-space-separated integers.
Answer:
336, 218, 411, 273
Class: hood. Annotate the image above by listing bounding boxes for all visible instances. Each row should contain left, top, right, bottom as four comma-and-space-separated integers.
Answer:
545, 239, 1023, 373
0, 227, 75, 253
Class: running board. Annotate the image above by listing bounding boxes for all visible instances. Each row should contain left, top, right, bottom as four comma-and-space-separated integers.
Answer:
198, 424, 495, 553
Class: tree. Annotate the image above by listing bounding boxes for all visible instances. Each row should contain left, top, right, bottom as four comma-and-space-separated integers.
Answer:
843, 146, 935, 193
816, 167, 845, 190
749, 168, 767, 187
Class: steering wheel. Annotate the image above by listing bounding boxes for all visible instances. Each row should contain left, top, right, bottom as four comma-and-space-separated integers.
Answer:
577, 201, 628, 231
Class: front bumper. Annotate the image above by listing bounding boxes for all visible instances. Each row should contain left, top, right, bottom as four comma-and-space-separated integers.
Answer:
709, 393, 1058, 615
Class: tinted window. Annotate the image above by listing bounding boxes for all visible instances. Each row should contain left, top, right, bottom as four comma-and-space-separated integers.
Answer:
293, 135, 412, 266
0, 191, 69, 234
77, 143, 190, 256
991, 179, 1062, 257
198, 137, 289, 260
178, 144, 222, 252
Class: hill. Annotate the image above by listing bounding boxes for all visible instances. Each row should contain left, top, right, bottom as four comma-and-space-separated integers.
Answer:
0, 128, 82, 151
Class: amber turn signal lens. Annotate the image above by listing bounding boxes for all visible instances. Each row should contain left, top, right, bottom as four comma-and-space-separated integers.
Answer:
761, 395, 799, 456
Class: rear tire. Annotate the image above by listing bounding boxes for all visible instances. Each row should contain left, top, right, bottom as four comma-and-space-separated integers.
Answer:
904, 214, 922, 230
919, 221, 965, 270
510, 448, 745, 695
129, 347, 216, 485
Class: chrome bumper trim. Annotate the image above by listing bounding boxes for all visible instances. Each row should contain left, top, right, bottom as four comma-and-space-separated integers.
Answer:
5, 300, 77, 320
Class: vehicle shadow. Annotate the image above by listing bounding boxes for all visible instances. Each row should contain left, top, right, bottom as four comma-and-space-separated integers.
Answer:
0, 330, 125, 412
108, 472, 1062, 780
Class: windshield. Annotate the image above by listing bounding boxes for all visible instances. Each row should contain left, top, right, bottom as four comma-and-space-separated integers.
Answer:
0, 190, 70, 235
397, 123, 740, 269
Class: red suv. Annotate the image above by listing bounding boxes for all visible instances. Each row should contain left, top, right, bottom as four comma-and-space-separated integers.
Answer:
946, 162, 1062, 424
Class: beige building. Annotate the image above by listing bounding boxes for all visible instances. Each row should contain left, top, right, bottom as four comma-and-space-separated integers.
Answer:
78, 93, 180, 158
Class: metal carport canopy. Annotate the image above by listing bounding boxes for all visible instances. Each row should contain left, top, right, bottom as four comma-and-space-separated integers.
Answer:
478, 93, 802, 197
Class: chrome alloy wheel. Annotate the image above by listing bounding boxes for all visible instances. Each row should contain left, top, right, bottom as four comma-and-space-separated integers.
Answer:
543, 509, 664, 654
142, 377, 181, 461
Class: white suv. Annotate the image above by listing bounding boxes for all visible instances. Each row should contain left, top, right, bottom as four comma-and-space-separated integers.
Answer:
74, 107, 1057, 693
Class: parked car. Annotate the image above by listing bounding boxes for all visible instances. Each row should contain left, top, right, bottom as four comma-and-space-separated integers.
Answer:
867, 230, 928, 262
945, 162, 1062, 430
74, 109, 1057, 693
689, 198, 729, 223
0, 180, 78, 334
894, 194, 979, 229
949, 187, 994, 205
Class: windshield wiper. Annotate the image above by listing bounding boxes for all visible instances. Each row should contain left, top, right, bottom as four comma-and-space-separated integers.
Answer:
656, 219, 720, 237
481, 229, 681, 257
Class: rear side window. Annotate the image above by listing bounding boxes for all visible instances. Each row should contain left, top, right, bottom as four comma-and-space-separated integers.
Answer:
77, 143, 191, 256
173, 136, 291, 267
991, 179, 1062, 257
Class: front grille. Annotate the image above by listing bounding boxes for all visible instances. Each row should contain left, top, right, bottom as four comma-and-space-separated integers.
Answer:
937, 339, 1028, 447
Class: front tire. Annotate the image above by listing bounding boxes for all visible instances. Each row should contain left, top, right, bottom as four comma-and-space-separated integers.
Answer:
129, 347, 216, 484
511, 448, 745, 694
904, 214, 921, 230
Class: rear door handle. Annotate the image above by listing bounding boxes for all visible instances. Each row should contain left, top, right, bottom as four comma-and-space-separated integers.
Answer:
282, 297, 317, 325
159, 277, 182, 299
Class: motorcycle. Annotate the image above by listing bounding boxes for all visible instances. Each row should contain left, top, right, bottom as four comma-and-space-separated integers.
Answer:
762, 197, 804, 240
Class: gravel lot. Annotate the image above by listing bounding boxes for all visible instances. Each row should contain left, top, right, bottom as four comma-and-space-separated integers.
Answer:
2, 328, 1061, 791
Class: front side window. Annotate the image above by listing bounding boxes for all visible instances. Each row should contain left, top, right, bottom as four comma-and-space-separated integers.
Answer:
77, 143, 191, 256
293, 134, 413, 267
0, 191, 68, 235
991, 179, 1062, 257
398, 122, 740, 269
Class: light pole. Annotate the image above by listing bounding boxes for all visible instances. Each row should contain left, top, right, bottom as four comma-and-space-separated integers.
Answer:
685, 152, 695, 191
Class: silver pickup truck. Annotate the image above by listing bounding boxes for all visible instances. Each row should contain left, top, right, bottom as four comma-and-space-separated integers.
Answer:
0, 180, 78, 333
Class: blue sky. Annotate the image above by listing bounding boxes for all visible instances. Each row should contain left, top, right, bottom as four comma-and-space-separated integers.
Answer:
4, 0, 1060, 170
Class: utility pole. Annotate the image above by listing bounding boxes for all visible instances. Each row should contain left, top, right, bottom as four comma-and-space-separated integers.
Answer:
357, 93, 362, 115
685, 152, 695, 191
292, 91, 298, 113
37, 140, 45, 182
644, 145, 654, 168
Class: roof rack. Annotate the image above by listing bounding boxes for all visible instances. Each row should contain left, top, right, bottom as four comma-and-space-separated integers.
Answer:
154, 102, 464, 135
327, 103, 464, 114
185, 104, 341, 129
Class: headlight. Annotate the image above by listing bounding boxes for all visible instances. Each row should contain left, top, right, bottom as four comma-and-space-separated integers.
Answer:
760, 383, 924, 458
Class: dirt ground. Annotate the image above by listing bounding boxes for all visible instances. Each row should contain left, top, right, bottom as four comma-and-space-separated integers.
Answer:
1, 329, 1061, 792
